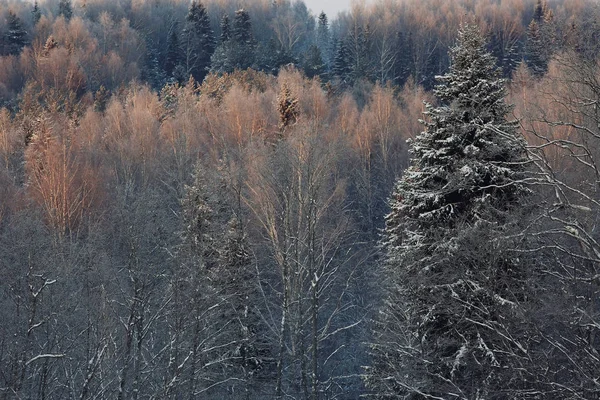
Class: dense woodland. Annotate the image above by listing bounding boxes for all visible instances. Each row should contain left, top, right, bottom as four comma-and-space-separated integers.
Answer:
0, 0, 600, 399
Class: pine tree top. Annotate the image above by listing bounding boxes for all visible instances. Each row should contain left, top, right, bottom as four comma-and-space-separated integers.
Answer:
318, 12, 328, 26
219, 14, 231, 42
5, 10, 28, 55
58, 0, 73, 20
186, 1, 210, 33
233, 9, 253, 45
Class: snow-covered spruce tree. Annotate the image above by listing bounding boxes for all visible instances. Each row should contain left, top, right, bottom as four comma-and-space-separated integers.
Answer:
366, 25, 536, 399
4, 11, 28, 56
210, 9, 256, 73
182, 1, 215, 82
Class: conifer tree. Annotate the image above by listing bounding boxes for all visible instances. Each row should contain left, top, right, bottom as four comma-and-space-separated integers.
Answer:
348, 24, 373, 82
525, 20, 546, 76
302, 45, 325, 79
4, 11, 28, 56
58, 0, 73, 21
177, 164, 268, 397
32, 1, 41, 25
256, 38, 296, 75
316, 12, 331, 69
366, 25, 535, 399
232, 8, 252, 46
332, 40, 351, 83
210, 9, 256, 73
526, 0, 555, 76
219, 14, 231, 43
182, 1, 215, 82
93, 85, 109, 113
165, 23, 182, 81
277, 83, 298, 132
393, 31, 414, 86
142, 41, 166, 89
217, 218, 268, 395
176, 166, 224, 395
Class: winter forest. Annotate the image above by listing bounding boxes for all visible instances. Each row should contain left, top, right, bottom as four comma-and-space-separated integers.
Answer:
0, 0, 600, 398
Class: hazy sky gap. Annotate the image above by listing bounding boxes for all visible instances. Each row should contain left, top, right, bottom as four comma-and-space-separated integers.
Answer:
302, 0, 353, 19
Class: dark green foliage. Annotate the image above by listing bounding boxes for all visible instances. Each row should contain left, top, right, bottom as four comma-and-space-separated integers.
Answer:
219, 13, 231, 43
58, 0, 73, 21
210, 41, 255, 73
232, 8, 252, 45
182, 1, 215, 82
256, 39, 296, 75
332, 24, 374, 85
332, 40, 351, 83
210, 9, 256, 73
387, 24, 529, 249
217, 218, 270, 384
367, 25, 535, 399
489, 30, 519, 77
316, 12, 331, 69
525, 20, 546, 76
302, 45, 326, 79
177, 164, 271, 397
4, 10, 27, 56
348, 24, 373, 83
32, 0, 41, 25
142, 41, 166, 90
165, 23, 182, 80
525, 0, 555, 76
392, 31, 413, 86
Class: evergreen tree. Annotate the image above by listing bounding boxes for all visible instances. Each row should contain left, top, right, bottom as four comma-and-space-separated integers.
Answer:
316, 12, 331, 69
178, 164, 269, 397
176, 165, 226, 395
210, 9, 256, 73
4, 11, 28, 56
347, 24, 373, 82
182, 1, 215, 82
525, 0, 555, 76
332, 39, 351, 83
217, 218, 269, 394
58, 0, 73, 21
219, 13, 231, 43
525, 20, 546, 76
255, 39, 296, 75
277, 83, 298, 132
393, 31, 414, 86
302, 44, 326, 79
142, 41, 166, 90
366, 25, 535, 399
489, 29, 519, 77
232, 8, 252, 46
165, 23, 183, 81
32, 0, 41, 25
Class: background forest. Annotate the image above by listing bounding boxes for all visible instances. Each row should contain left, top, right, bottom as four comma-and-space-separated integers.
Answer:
0, 0, 599, 399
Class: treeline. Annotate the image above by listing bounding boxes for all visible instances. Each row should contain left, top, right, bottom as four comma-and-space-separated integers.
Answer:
1, 0, 600, 399
1, 0, 600, 107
